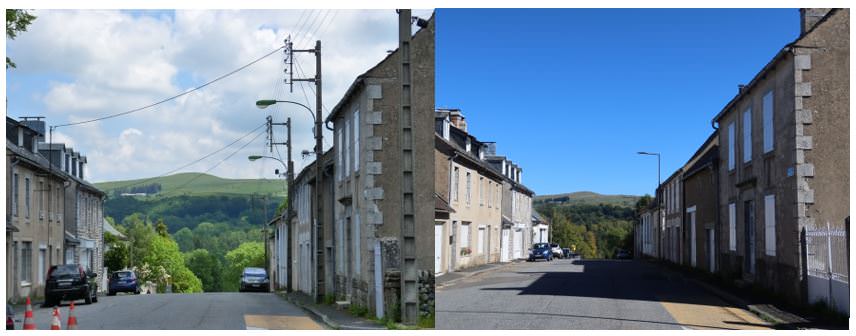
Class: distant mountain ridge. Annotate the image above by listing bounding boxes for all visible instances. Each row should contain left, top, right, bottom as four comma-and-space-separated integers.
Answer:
534, 191, 640, 208
95, 172, 287, 198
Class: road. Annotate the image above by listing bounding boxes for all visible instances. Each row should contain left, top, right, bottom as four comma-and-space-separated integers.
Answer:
12, 292, 324, 330
437, 258, 772, 330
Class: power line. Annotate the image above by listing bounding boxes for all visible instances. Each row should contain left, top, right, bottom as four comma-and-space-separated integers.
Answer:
53, 47, 285, 129
105, 121, 267, 193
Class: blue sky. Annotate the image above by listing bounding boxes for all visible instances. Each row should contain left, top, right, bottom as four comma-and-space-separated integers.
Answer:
436, 8, 800, 196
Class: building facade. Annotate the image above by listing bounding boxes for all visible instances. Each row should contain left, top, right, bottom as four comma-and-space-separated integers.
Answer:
712, 8, 849, 304
682, 134, 720, 273
6, 117, 67, 303
660, 171, 682, 264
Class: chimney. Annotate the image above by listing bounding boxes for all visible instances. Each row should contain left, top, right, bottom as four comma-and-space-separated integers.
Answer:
738, 84, 747, 94
800, 8, 832, 34
448, 109, 467, 132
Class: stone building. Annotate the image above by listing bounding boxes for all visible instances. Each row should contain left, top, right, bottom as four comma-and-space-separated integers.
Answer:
681, 133, 719, 272
434, 109, 504, 273
6, 117, 67, 303
320, 11, 435, 322
711, 9, 848, 304
659, 170, 682, 265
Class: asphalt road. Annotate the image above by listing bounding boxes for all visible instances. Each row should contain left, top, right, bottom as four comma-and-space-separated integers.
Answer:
11, 292, 324, 330
436, 258, 771, 330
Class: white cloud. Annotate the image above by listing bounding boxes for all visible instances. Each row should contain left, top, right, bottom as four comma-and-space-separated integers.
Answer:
7, 9, 430, 182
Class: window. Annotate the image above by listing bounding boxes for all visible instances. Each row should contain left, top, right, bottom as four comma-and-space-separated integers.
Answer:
487, 181, 492, 208
24, 177, 31, 219
21, 242, 32, 283
763, 91, 774, 153
743, 107, 752, 163
728, 203, 736, 251
344, 118, 350, 177
353, 110, 360, 172
336, 127, 342, 181
479, 177, 484, 206
478, 227, 486, 254
727, 122, 735, 170
460, 223, 470, 248
496, 184, 501, 207
466, 172, 472, 205
452, 167, 459, 202
764, 194, 776, 256
12, 173, 19, 216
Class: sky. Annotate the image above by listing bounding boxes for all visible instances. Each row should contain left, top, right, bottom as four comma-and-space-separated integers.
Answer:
436, 8, 801, 196
6, 9, 432, 183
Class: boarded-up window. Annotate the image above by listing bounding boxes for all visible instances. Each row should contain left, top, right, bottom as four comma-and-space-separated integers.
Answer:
728, 122, 735, 170
743, 107, 752, 163
353, 110, 360, 172
763, 91, 774, 153
728, 203, 736, 251
764, 194, 776, 256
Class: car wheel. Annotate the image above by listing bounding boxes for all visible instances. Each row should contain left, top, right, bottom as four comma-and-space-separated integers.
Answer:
84, 287, 93, 305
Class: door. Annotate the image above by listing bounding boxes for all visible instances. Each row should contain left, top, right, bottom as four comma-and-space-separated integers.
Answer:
434, 224, 443, 274
744, 200, 756, 275
500, 229, 510, 262
512, 230, 523, 259
688, 207, 696, 267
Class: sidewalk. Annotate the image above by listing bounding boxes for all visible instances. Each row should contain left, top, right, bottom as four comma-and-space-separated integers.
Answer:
279, 291, 385, 330
436, 260, 521, 289
646, 260, 821, 330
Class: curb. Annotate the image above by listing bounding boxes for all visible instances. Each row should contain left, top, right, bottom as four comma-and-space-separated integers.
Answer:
281, 294, 341, 330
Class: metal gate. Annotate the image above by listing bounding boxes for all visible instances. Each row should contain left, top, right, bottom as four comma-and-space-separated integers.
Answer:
804, 220, 849, 315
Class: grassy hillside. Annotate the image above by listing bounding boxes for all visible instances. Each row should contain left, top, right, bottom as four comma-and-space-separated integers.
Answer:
534, 191, 640, 208
95, 172, 287, 198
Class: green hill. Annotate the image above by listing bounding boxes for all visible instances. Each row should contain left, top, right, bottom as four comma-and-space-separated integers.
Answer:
534, 191, 640, 208
95, 172, 287, 198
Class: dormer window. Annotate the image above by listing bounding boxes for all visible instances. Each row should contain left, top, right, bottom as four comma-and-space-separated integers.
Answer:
465, 138, 471, 152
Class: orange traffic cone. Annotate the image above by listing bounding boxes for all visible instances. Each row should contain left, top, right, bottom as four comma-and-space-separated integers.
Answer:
66, 302, 78, 330
50, 307, 61, 330
23, 297, 36, 330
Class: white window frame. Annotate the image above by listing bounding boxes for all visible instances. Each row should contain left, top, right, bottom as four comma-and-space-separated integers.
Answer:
478, 227, 485, 254
25, 177, 31, 219
479, 177, 484, 206
353, 110, 360, 172
764, 194, 776, 256
728, 122, 736, 170
344, 118, 350, 177
452, 167, 459, 202
12, 172, 19, 217
728, 203, 736, 251
743, 107, 752, 163
763, 91, 774, 153
466, 172, 472, 205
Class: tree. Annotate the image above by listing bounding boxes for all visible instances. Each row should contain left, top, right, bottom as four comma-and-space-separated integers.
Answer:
185, 249, 223, 292
156, 219, 169, 237
141, 234, 202, 293
6, 9, 36, 69
173, 227, 194, 252
103, 232, 129, 273
222, 242, 265, 292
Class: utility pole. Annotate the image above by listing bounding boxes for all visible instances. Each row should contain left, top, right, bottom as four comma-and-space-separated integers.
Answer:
286, 38, 323, 301
397, 9, 417, 324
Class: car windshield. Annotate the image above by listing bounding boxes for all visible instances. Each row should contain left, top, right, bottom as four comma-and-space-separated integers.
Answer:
112, 272, 134, 280
50, 265, 79, 276
244, 269, 266, 278
533, 243, 550, 249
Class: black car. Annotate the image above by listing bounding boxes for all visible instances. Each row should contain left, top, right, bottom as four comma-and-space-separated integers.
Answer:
239, 267, 270, 292
615, 249, 632, 259
108, 270, 140, 296
45, 264, 98, 306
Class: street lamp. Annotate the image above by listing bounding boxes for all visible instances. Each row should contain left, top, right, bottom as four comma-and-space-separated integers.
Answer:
256, 98, 322, 298
637, 151, 661, 189
248, 155, 287, 177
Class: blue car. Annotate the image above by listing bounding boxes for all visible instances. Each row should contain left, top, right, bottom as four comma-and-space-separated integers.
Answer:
528, 243, 553, 262
108, 270, 140, 296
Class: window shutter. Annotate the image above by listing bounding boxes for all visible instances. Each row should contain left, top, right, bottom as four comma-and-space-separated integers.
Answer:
764, 195, 776, 256
728, 203, 736, 251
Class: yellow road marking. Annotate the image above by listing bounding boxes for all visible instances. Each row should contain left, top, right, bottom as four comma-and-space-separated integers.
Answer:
244, 314, 324, 330
660, 301, 772, 330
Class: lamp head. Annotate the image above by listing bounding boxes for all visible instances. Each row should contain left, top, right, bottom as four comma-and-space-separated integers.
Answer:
256, 100, 276, 109
248, 155, 263, 161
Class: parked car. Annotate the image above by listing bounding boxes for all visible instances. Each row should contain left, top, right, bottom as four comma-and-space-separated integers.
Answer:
562, 248, 572, 259
108, 270, 140, 296
550, 243, 564, 259
615, 248, 632, 259
6, 304, 14, 330
528, 243, 553, 262
45, 264, 98, 306
239, 267, 270, 292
